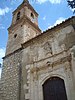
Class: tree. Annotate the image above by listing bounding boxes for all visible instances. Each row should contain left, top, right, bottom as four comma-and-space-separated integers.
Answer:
67, 0, 75, 13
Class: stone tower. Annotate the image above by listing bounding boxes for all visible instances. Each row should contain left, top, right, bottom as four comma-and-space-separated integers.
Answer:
6, 0, 41, 55
1, 0, 41, 100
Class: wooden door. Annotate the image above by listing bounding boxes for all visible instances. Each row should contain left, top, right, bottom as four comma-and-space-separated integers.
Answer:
43, 77, 67, 100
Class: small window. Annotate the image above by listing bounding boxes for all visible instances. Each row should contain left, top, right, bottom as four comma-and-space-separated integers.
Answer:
16, 12, 20, 21
14, 34, 17, 38
31, 13, 34, 19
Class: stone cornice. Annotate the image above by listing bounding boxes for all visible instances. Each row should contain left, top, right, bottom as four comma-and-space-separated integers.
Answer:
24, 49, 69, 65
3, 47, 23, 59
27, 2, 38, 16
43, 16, 75, 34
30, 54, 72, 73
8, 15, 41, 33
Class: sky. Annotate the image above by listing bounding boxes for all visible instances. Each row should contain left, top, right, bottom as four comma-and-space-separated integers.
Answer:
0, 0, 74, 78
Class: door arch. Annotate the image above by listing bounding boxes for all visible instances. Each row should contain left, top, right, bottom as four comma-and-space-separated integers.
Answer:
43, 77, 67, 100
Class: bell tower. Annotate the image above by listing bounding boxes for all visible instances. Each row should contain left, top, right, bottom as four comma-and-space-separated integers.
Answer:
1, 1, 41, 100
6, 0, 41, 55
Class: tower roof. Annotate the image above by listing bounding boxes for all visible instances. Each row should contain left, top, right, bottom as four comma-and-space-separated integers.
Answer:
23, 0, 29, 3
13, 0, 38, 16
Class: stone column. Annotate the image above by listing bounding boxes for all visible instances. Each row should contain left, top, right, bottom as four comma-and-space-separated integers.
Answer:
70, 46, 75, 86
34, 71, 39, 100
65, 60, 75, 100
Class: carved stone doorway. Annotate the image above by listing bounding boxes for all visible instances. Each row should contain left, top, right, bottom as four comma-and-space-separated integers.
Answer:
43, 77, 67, 100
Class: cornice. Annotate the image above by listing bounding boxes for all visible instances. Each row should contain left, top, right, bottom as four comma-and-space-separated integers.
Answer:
8, 15, 41, 33
8, 18, 24, 33
30, 54, 72, 73
3, 47, 23, 59
43, 16, 75, 34
27, 3, 38, 16
21, 49, 68, 66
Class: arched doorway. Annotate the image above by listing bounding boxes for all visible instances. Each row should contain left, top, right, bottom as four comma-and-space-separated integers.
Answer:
43, 77, 67, 100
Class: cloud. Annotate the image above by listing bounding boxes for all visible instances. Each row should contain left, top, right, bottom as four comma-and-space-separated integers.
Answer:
0, 48, 5, 78
0, 7, 11, 16
69, 7, 75, 12
54, 17, 65, 25
36, 0, 62, 4
43, 16, 46, 20
10, 0, 21, 5
0, 24, 5, 30
48, 17, 65, 29
36, 0, 47, 4
0, 48, 5, 64
49, 0, 62, 4
0, 26, 5, 29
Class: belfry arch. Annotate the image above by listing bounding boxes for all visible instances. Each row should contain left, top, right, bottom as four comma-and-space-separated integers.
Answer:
42, 76, 68, 100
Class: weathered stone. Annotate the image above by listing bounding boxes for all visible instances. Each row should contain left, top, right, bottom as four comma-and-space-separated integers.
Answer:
0, 1, 75, 100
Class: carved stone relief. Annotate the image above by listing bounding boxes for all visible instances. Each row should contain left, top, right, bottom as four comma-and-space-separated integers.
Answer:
43, 41, 52, 55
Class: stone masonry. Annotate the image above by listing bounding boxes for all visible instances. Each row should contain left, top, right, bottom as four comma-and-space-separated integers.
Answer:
0, 0, 75, 100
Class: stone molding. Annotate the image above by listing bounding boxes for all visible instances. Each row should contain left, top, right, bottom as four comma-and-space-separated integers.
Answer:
8, 15, 41, 33
43, 16, 75, 34
3, 47, 23, 59
30, 54, 72, 73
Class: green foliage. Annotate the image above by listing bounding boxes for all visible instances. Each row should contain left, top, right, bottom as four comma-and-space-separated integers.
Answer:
67, 0, 75, 13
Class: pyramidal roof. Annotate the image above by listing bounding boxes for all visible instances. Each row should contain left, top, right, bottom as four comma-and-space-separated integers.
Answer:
23, 0, 29, 3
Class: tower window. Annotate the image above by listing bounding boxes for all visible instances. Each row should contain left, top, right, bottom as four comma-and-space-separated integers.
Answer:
31, 13, 34, 19
16, 12, 20, 21
14, 34, 17, 38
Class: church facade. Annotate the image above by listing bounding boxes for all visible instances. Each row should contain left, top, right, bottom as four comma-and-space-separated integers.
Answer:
0, 0, 75, 100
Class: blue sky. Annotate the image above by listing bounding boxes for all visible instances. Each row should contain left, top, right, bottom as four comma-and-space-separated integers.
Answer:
0, 0, 74, 77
